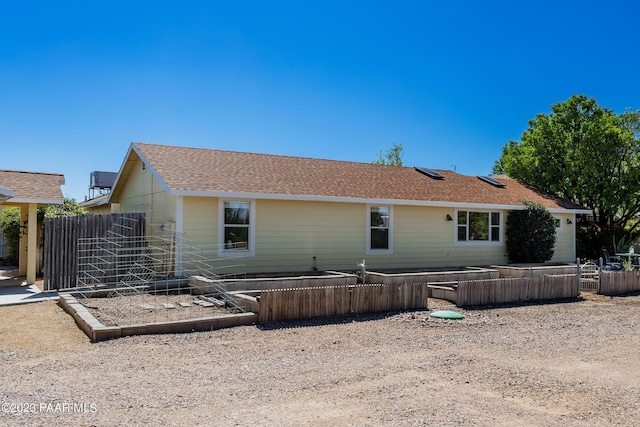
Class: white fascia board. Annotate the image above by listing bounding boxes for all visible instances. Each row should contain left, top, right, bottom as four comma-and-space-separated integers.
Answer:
80, 198, 109, 208
169, 189, 591, 213
548, 208, 592, 214
108, 144, 136, 203
6, 198, 64, 205
0, 186, 15, 197
0, 187, 15, 204
110, 144, 172, 204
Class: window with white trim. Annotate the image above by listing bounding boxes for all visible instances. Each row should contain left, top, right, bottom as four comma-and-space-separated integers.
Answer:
368, 206, 392, 252
553, 216, 562, 230
457, 210, 501, 242
223, 201, 251, 250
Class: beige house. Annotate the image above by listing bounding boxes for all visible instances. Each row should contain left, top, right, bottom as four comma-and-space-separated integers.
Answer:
0, 170, 65, 284
79, 193, 115, 215
79, 171, 119, 214
107, 142, 590, 275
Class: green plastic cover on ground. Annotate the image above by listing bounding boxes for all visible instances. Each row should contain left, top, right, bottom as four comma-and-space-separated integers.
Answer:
429, 310, 465, 319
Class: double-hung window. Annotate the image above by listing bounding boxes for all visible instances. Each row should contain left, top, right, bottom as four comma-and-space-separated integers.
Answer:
368, 206, 392, 253
457, 210, 501, 243
220, 200, 255, 255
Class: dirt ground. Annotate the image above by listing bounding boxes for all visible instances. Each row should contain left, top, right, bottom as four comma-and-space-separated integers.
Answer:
1, 293, 639, 426
80, 293, 235, 326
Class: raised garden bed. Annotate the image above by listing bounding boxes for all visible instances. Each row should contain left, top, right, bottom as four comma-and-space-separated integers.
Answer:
59, 293, 257, 342
492, 263, 578, 278
216, 270, 357, 291
364, 267, 498, 285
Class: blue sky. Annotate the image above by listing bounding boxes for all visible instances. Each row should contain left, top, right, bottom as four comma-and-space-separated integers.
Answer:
2, 1, 639, 201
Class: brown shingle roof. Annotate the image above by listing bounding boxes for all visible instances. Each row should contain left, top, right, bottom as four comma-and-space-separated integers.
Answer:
0, 170, 65, 203
132, 142, 588, 212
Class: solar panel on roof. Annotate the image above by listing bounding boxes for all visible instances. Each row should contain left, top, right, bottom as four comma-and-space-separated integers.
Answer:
414, 166, 444, 180
478, 176, 506, 188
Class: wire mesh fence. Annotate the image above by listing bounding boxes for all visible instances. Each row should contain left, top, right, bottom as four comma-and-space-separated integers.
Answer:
74, 216, 249, 327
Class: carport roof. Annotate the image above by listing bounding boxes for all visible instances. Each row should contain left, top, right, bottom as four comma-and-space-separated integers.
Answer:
0, 170, 65, 204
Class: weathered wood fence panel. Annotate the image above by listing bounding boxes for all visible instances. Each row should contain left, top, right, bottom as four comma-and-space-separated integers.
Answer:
456, 274, 579, 307
600, 271, 640, 295
258, 285, 351, 323
43, 213, 145, 290
258, 282, 430, 323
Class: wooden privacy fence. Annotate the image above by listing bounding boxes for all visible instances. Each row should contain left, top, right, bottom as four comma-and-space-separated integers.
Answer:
258, 282, 430, 323
456, 274, 579, 307
43, 213, 145, 290
599, 270, 640, 295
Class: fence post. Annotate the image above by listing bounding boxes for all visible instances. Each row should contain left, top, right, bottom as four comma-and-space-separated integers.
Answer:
576, 258, 581, 287
598, 257, 603, 294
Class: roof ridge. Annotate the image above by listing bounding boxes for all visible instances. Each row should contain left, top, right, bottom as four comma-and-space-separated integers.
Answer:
0, 169, 64, 177
132, 141, 416, 170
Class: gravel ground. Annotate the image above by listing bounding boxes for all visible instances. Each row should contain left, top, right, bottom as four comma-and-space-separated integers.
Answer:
1, 292, 639, 426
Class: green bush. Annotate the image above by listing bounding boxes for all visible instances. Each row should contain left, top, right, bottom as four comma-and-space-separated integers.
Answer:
0, 207, 21, 264
506, 201, 557, 263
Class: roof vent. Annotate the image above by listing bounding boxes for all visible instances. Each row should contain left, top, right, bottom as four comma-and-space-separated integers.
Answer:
477, 176, 505, 188
415, 167, 444, 180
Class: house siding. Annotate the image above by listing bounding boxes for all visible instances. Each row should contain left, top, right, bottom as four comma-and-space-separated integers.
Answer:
173, 199, 515, 274
118, 157, 176, 233
253, 200, 364, 272
149, 197, 578, 275
384, 205, 508, 269
551, 214, 576, 263
83, 204, 113, 215
115, 163, 577, 274
183, 196, 217, 246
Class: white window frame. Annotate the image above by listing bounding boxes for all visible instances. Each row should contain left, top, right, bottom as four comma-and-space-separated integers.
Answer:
218, 199, 256, 257
553, 216, 563, 231
455, 209, 502, 245
366, 205, 393, 254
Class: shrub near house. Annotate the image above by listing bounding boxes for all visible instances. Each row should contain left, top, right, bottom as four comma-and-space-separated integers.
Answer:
506, 201, 556, 263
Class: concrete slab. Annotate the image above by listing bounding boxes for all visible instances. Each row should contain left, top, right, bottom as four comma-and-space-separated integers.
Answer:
0, 268, 59, 306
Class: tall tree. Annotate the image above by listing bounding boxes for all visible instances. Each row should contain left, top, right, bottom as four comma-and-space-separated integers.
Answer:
493, 95, 640, 257
373, 142, 403, 166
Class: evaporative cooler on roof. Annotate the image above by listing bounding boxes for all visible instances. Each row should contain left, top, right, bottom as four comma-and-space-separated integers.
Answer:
414, 166, 444, 180
477, 176, 505, 188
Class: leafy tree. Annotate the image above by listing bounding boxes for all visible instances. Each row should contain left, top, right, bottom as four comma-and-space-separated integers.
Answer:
373, 142, 403, 166
494, 95, 640, 258
0, 207, 21, 264
44, 198, 86, 218
505, 201, 556, 263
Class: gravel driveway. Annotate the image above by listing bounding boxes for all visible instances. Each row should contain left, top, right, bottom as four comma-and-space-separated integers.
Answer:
1, 292, 639, 426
